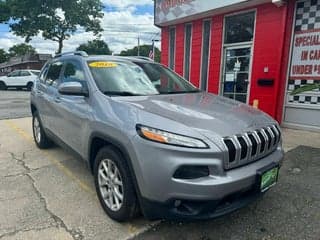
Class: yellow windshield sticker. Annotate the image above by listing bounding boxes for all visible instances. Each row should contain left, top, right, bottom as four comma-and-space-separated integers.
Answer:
89, 62, 118, 68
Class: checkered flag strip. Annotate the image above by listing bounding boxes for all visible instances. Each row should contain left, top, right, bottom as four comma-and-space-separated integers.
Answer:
295, 0, 320, 32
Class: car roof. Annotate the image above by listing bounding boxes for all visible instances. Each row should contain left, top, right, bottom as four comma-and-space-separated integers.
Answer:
87, 55, 154, 64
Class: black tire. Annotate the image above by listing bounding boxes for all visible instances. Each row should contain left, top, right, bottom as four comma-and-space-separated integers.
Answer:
0, 81, 7, 90
32, 112, 52, 149
27, 82, 33, 91
94, 146, 139, 222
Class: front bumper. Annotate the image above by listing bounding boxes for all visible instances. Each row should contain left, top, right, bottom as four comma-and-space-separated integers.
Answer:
129, 135, 284, 220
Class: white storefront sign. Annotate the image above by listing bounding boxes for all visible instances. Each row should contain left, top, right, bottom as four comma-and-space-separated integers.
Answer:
290, 29, 320, 80
155, 0, 250, 25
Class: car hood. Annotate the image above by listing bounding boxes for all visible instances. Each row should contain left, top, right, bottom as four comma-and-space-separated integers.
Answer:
117, 92, 276, 137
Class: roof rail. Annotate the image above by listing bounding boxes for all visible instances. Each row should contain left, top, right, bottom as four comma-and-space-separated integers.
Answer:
125, 56, 153, 61
54, 51, 88, 58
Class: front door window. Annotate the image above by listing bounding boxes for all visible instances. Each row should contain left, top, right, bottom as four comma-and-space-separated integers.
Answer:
222, 46, 252, 103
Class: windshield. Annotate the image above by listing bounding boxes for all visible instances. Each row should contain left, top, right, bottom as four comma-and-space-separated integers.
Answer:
87, 60, 199, 96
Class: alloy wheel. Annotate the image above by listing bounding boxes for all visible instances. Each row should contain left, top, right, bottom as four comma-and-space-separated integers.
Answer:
33, 117, 41, 143
98, 159, 124, 211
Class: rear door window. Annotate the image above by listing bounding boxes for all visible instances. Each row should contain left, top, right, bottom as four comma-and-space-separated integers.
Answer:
39, 65, 49, 84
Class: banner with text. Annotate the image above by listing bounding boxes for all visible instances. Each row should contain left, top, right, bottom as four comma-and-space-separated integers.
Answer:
291, 30, 320, 80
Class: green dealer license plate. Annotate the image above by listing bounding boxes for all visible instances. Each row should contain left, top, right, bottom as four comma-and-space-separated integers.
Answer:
260, 167, 279, 192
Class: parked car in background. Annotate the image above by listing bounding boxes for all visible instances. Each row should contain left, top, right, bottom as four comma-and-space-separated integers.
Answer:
31, 51, 284, 222
0, 69, 40, 91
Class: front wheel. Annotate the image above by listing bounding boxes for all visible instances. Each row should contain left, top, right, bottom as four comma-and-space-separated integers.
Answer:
32, 112, 52, 149
0, 81, 7, 90
94, 147, 139, 222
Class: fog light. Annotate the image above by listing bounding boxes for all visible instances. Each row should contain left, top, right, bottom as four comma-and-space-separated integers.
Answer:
173, 166, 209, 179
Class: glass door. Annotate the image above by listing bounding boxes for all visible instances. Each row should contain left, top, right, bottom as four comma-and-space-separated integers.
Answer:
221, 45, 252, 103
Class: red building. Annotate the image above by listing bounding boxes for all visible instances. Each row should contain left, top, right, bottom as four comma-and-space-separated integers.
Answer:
155, 0, 320, 131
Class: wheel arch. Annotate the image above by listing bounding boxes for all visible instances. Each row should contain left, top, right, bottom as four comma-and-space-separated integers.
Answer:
0, 80, 7, 88
88, 132, 143, 203
88, 132, 133, 174
30, 103, 37, 115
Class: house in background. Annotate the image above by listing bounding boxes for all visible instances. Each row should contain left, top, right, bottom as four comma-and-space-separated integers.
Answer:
155, 0, 320, 131
0, 53, 51, 76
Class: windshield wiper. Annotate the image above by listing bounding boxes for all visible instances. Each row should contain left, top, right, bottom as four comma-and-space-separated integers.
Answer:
103, 91, 143, 96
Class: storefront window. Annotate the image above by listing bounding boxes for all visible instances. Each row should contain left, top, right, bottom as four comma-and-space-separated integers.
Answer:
200, 20, 211, 91
169, 27, 176, 70
184, 24, 192, 81
225, 12, 255, 44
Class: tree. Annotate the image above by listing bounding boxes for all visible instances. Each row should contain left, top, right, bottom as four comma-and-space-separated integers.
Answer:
120, 45, 161, 62
0, 1, 10, 23
7, 0, 104, 53
8, 43, 36, 57
76, 39, 112, 55
0, 49, 9, 63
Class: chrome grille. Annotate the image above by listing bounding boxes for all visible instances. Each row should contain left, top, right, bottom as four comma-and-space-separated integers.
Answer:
222, 125, 281, 170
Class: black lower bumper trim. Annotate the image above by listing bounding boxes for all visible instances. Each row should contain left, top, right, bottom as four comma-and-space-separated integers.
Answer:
140, 187, 263, 221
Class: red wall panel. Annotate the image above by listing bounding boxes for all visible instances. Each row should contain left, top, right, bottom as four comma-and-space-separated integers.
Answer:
249, 3, 289, 120
208, 15, 223, 94
175, 24, 185, 76
190, 20, 203, 88
161, 27, 169, 67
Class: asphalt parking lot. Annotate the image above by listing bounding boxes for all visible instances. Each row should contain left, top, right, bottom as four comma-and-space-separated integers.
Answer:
1, 91, 320, 240
0, 90, 31, 119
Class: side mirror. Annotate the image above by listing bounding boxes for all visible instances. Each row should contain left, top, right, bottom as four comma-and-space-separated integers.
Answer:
58, 82, 89, 97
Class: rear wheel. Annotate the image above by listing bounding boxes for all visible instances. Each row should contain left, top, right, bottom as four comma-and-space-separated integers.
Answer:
32, 112, 52, 149
27, 82, 33, 91
94, 146, 139, 222
0, 81, 7, 90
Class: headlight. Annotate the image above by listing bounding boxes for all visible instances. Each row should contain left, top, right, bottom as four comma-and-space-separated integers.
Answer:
136, 125, 208, 149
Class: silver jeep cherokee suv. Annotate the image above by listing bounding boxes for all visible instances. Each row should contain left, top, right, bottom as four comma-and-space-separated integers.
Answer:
30, 51, 284, 222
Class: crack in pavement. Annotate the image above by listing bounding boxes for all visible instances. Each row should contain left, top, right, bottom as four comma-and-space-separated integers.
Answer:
0, 226, 62, 240
8, 152, 30, 172
0, 152, 84, 240
25, 174, 84, 240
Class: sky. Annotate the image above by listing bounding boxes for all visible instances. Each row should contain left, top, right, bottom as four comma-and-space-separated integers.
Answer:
0, 0, 160, 55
